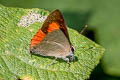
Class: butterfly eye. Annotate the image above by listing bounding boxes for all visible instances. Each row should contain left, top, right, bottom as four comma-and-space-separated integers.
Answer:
71, 46, 75, 52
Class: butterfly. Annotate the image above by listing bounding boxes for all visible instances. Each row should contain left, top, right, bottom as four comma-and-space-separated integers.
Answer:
30, 9, 75, 66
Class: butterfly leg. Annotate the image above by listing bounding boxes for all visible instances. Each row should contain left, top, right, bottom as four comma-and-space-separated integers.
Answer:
69, 53, 75, 61
48, 57, 58, 66
62, 57, 70, 72
30, 52, 32, 57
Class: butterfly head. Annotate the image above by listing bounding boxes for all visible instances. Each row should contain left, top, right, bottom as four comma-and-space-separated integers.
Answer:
68, 45, 75, 61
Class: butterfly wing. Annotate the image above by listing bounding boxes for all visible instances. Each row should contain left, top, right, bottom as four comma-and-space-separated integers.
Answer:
41, 9, 70, 43
30, 9, 71, 48
30, 9, 73, 58
30, 30, 71, 57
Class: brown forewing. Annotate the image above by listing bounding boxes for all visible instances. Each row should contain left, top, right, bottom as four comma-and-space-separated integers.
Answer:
41, 9, 70, 43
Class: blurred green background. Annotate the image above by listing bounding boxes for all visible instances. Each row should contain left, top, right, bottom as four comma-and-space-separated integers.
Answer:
0, 0, 120, 79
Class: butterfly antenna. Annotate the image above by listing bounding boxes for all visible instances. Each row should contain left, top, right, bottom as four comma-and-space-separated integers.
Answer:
80, 24, 88, 34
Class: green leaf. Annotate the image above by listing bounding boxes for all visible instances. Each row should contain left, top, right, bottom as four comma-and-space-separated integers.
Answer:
0, 4, 104, 80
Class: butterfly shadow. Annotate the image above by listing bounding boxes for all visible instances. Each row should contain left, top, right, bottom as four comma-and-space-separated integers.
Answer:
31, 53, 78, 63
